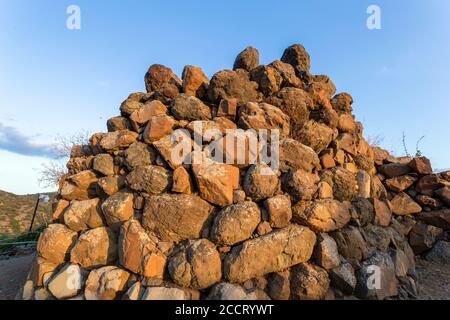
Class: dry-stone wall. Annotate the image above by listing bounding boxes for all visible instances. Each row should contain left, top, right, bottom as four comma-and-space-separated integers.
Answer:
21, 44, 450, 300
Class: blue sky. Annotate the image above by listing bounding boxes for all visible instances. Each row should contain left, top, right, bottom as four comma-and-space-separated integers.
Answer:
0, 0, 449, 194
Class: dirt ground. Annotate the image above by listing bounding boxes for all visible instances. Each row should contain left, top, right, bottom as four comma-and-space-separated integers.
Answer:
415, 258, 450, 300
0, 254, 448, 300
0, 254, 34, 300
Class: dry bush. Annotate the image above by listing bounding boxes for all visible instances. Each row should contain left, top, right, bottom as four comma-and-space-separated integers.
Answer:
38, 131, 90, 189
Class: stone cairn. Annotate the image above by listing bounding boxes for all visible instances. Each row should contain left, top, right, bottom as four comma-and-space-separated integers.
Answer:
21, 45, 450, 300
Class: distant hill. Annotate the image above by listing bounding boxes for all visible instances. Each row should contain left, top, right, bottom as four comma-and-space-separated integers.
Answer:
0, 190, 55, 237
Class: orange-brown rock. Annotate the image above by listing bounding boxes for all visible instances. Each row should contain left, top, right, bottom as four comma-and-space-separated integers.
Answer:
85, 266, 130, 300
126, 165, 172, 195
70, 227, 118, 269
153, 129, 193, 169
99, 130, 138, 151
337, 114, 356, 133
408, 157, 432, 175
172, 166, 193, 194
63, 198, 105, 232
372, 198, 392, 227
27, 257, 59, 287
243, 164, 279, 202
379, 163, 411, 178
303, 199, 351, 232
97, 176, 125, 196
60, 170, 98, 201
217, 98, 238, 118
182, 65, 209, 98
264, 195, 292, 228
37, 224, 78, 264
101, 191, 134, 231
142, 194, 214, 242
52, 199, 69, 222
168, 239, 222, 289
223, 225, 316, 283
233, 47, 259, 72
143, 114, 176, 143
210, 201, 261, 246
194, 162, 239, 206
119, 219, 166, 278
290, 262, 330, 300
238, 102, 290, 138
279, 138, 320, 173
390, 192, 422, 216
129, 100, 167, 125
384, 175, 417, 192
144, 64, 182, 94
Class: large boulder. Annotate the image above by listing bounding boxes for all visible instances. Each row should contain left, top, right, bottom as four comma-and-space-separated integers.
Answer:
144, 64, 181, 95
283, 169, 320, 202
290, 263, 330, 300
416, 208, 450, 229
48, 264, 87, 300
293, 120, 336, 153
314, 233, 341, 270
243, 164, 279, 202
171, 94, 212, 121
60, 170, 98, 201
63, 198, 105, 232
37, 224, 78, 264
70, 227, 118, 269
390, 192, 422, 216
264, 195, 292, 229
321, 167, 357, 201
303, 199, 351, 232
101, 191, 134, 231
168, 239, 222, 289
233, 47, 259, 72
124, 142, 157, 170
250, 65, 282, 96
142, 194, 214, 242
85, 266, 130, 300
126, 165, 172, 195
119, 219, 166, 278
223, 225, 316, 283
237, 102, 290, 138
194, 162, 239, 206
182, 65, 209, 99
280, 44, 311, 75
99, 130, 138, 151
409, 222, 443, 254
208, 69, 261, 105
267, 87, 312, 128
210, 201, 261, 246
331, 226, 368, 263
279, 139, 320, 173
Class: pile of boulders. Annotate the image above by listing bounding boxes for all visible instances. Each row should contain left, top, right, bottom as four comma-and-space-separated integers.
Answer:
20, 44, 450, 300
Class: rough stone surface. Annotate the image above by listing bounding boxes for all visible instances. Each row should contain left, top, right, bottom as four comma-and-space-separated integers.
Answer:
168, 239, 222, 289
119, 219, 166, 278
142, 194, 214, 242
63, 198, 105, 232
70, 227, 118, 269
290, 263, 330, 300
85, 266, 130, 300
304, 200, 351, 232
223, 225, 316, 283
37, 224, 78, 264
101, 191, 134, 231
210, 201, 261, 246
